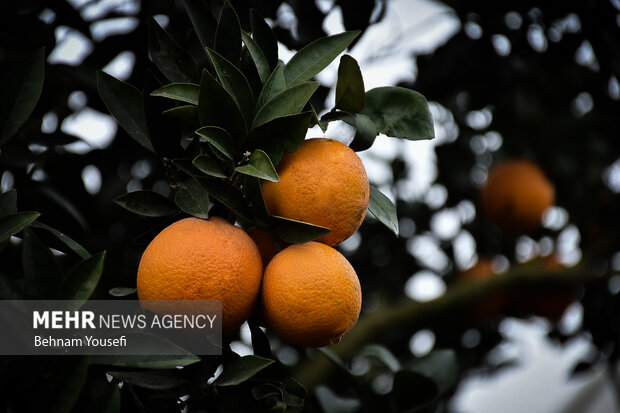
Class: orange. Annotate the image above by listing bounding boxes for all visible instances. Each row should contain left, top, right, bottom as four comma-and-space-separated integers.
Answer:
458, 258, 506, 321
261, 241, 362, 347
137, 217, 263, 334
247, 226, 284, 266
262, 138, 369, 246
480, 159, 554, 232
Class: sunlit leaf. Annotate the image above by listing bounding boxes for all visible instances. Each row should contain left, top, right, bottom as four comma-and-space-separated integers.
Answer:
148, 18, 199, 83
97, 71, 154, 152
252, 81, 319, 129
214, 355, 274, 386
361, 86, 434, 140
284, 31, 360, 85
271, 216, 331, 244
114, 191, 178, 217
235, 150, 279, 182
368, 185, 398, 235
150, 83, 199, 105
335, 55, 365, 113
0, 47, 45, 146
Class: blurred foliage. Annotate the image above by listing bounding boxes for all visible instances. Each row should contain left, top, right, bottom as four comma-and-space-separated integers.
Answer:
1, 0, 620, 412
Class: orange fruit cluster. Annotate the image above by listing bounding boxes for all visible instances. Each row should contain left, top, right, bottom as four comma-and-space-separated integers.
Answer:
137, 138, 367, 347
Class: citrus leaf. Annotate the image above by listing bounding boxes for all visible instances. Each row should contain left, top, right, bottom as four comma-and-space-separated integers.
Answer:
0, 188, 17, 217
195, 177, 252, 221
195, 126, 236, 160
192, 154, 226, 178
50, 356, 90, 413
108, 287, 137, 297
214, 355, 275, 386
215, 1, 242, 65
206, 48, 255, 123
252, 383, 282, 400
244, 176, 270, 223
0, 47, 45, 146
235, 150, 279, 182
359, 344, 401, 373
181, 0, 217, 51
252, 81, 319, 129
172, 158, 200, 175
283, 378, 307, 408
91, 343, 200, 368
361, 87, 434, 140
368, 185, 398, 236
250, 9, 278, 70
348, 113, 377, 151
271, 216, 331, 244
31, 221, 90, 259
162, 105, 199, 121
148, 18, 199, 83
22, 228, 62, 298
244, 112, 313, 166
335, 55, 365, 113
242, 31, 270, 84
107, 370, 187, 390
150, 83, 199, 105
114, 191, 179, 217
97, 71, 154, 152
248, 319, 271, 358
198, 70, 247, 142
256, 63, 286, 110
57, 251, 106, 302
284, 31, 360, 86
175, 178, 210, 219
0, 272, 27, 299
404, 349, 458, 395
0, 211, 40, 244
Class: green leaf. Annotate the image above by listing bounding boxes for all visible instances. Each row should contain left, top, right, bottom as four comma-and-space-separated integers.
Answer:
214, 355, 274, 386
368, 185, 398, 236
248, 319, 271, 358
252, 383, 283, 400
107, 370, 186, 390
0, 47, 45, 145
252, 81, 319, 129
235, 150, 279, 182
91, 351, 200, 369
404, 349, 458, 395
206, 48, 255, 123
315, 386, 361, 413
0, 188, 17, 217
195, 126, 236, 160
250, 9, 278, 70
335, 55, 365, 113
361, 87, 434, 140
193, 154, 226, 178
31, 221, 90, 259
284, 31, 360, 86
108, 287, 137, 297
57, 252, 106, 302
244, 176, 270, 223
348, 113, 377, 151
50, 356, 90, 413
0, 211, 40, 244
97, 71, 154, 152
271, 216, 331, 244
22, 227, 63, 298
175, 178, 210, 219
195, 177, 252, 221
256, 63, 286, 110
0, 272, 27, 299
242, 31, 270, 84
215, 1, 242, 65
391, 370, 438, 410
114, 191, 179, 217
162, 105, 199, 121
359, 344, 401, 372
198, 70, 247, 142
150, 83, 199, 105
283, 378, 307, 408
244, 112, 313, 164
148, 18, 199, 83
181, 0, 217, 51
172, 158, 200, 175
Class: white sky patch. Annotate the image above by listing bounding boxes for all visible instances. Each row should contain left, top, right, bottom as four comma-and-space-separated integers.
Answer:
404, 270, 446, 301
102, 51, 136, 81
91, 17, 139, 41
48, 26, 93, 65
61, 108, 117, 154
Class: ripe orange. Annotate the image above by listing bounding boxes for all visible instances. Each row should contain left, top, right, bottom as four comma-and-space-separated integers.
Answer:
262, 138, 369, 246
247, 226, 284, 266
480, 159, 554, 232
137, 217, 263, 334
261, 241, 362, 347
458, 258, 506, 321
